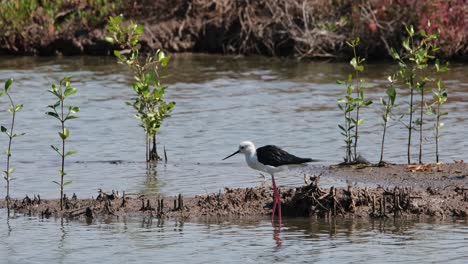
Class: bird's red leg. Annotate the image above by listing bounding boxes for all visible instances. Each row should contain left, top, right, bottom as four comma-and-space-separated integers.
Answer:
271, 176, 277, 222
271, 175, 281, 223
277, 187, 282, 224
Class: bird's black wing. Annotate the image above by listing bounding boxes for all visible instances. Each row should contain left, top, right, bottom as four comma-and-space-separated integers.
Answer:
256, 145, 312, 167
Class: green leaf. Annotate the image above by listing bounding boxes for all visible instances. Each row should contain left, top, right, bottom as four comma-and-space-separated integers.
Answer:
7, 168, 15, 174
58, 169, 66, 176
114, 50, 121, 58
350, 57, 358, 70
5, 78, 13, 91
48, 89, 62, 99
357, 119, 365, 126
51, 145, 62, 156
104, 37, 114, 44
65, 115, 79, 121
46, 111, 60, 120
386, 86, 396, 105
136, 24, 144, 35
14, 104, 23, 112
160, 56, 170, 67
1, 126, 7, 132
69, 106, 80, 114
48, 101, 60, 109
64, 151, 77, 157
391, 48, 400, 60
406, 25, 414, 36
11, 132, 26, 138
52, 180, 60, 186
64, 87, 77, 97
62, 76, 71, 83
59, 128, 70, 140
402, 39, 411, 52
63, 180, 73, 186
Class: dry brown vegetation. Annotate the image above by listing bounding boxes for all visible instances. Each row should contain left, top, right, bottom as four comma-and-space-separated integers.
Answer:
1, 0, 467, 59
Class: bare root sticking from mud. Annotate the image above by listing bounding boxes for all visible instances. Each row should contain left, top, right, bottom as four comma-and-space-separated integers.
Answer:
1, 163, 466, 221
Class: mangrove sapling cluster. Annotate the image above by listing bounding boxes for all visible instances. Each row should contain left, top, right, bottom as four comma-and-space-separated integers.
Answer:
337, 27, 449, 165
379, 76, 397, 165
46, 77, 79, 211
337, 38, 372, 163
391, 25, 441, 164
0, 78, 24, 216
106, 15, 175, 163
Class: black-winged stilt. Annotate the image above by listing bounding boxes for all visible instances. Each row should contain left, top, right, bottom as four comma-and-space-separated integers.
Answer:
223, 141, 316, 223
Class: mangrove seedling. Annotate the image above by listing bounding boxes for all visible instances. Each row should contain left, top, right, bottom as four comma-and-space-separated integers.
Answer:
106, 15, 175, 163
348, 38, 372, 161
337, 38, 371, 163
337, 74, 355, 163
379, 76, 397, 165
46, 77, 79, 211
431, 60, 449, 163
0, 78, 24, 216
391, 25, 439, 164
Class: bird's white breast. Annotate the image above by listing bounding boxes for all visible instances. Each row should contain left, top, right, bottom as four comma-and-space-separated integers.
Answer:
245, 153, 285, 175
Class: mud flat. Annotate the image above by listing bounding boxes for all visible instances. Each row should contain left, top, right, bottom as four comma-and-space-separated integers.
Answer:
1, 163, 467, 221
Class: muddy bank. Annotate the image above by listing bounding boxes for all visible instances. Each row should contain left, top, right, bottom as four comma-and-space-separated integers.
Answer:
1, 0, 467, 59
1, 164, 466, 221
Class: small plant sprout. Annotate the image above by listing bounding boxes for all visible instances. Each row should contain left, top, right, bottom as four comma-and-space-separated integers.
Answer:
337, 74, 355, 163
431, 60, 449, 163
347, 38, 372, 161
392, 24, 439, 164
379, 75, 397, 165
46, 77, 79, 211
106, 15, 175, 163
0, 78, 24, 216
337, 38, 371, 164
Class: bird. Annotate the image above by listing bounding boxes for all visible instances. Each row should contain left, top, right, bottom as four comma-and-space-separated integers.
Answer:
223, 141, 317, 223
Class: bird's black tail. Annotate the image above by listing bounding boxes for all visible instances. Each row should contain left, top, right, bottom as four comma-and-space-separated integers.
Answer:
301, 158, 320, 163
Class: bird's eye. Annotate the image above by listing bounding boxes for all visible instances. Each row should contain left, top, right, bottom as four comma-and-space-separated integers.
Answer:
240, 146, 244, 149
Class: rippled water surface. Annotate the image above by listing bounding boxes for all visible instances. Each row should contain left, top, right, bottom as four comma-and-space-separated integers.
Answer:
0, 212, 466, 264
0, 55, 467, 262
1, 55, 467, 198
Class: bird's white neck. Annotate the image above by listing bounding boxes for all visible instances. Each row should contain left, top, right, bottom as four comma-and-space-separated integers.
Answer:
244, 151, 262, 170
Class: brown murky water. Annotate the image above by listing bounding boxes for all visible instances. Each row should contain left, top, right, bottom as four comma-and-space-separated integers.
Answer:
0, 55, 467, 262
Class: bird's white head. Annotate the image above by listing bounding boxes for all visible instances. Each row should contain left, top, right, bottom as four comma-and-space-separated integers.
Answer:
222, 141, 256, 160
238, 141, 255, 155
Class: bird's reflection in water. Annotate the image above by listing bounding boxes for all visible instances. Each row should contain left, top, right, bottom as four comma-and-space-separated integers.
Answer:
272, 222, 282, 248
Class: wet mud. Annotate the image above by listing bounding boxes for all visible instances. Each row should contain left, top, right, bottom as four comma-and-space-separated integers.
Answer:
1, 163, 467, 220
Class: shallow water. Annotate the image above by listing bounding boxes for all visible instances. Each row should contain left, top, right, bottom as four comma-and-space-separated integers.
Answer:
0, 211, 466, 264
1, 55, 467, 198
1, 55, 468, 263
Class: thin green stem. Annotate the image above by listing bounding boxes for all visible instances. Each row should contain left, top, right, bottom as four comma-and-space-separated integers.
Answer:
418, 87, 424, 164
5, 92, 15, 216
407, 73, 414, 164
60, 93, 65, 211
352, 47, 360, 161
436, 104, 441, 163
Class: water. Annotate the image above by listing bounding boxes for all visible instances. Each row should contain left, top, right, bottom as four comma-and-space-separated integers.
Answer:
0, 55, 467, 262
1, 55, 467, 198
0, 212, 466, 263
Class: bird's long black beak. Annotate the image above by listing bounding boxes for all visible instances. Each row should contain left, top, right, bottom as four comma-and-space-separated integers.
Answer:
222, 150, 240, 160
